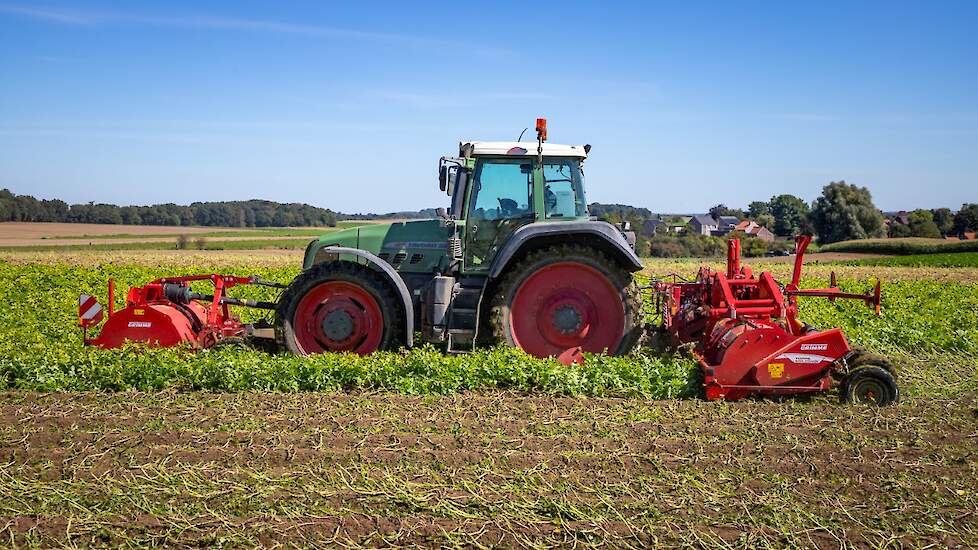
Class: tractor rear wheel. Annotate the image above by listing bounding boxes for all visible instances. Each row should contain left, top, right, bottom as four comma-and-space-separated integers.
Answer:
276, 261, 403, 356
488, 245, 642, 362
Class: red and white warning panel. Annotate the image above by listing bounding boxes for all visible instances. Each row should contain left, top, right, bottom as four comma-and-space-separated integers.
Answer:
78, 294, 103, 328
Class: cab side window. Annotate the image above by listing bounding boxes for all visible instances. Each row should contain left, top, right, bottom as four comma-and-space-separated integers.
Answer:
543, 160, 587, 218
468, 159, 533, 220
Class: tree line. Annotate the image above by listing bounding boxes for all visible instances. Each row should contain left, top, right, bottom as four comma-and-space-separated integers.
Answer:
0, 189, 338, 227
705, 183, 977, 243
593, 181, 978, 257
4, 183, 977, 248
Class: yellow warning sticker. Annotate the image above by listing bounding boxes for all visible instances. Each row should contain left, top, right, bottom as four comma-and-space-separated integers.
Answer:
767, 363, 785, 379
133, 309, 144, 316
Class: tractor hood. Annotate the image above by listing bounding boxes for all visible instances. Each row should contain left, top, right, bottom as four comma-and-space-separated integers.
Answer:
303, 220, 451, 273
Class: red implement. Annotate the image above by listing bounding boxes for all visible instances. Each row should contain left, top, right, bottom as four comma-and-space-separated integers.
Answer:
653, 236, 889, 402
81, 274, 282, 349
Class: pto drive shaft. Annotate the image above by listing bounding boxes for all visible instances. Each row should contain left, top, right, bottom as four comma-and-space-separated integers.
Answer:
162, 283, 277, 310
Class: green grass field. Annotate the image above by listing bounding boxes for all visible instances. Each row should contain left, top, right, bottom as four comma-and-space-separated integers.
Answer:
837, 251, 978, 268
0, 251, 976, 547
819, 236, 978, 255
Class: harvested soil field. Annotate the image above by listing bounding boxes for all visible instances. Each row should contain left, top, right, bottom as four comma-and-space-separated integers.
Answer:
1, 392, 975, 547
0, 222, 330, 249
0, 248, 304, 267
4, 235, 313, 247
0, 222, 219, 244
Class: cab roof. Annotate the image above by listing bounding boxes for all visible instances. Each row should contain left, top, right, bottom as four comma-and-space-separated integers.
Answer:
461, 141, 589, 158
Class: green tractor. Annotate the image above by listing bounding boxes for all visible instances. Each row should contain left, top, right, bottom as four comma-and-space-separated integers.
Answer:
276, 119, 643, 363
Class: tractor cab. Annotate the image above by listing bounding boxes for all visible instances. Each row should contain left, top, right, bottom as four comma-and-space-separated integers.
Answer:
294, 118, 642, 360
438, 120, 591, 271
439, 142, 590, 222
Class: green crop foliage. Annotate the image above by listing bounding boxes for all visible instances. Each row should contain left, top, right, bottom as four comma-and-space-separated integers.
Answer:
1, 260, 975, 397
797, 278, 978, 354
0, 261, 696, 397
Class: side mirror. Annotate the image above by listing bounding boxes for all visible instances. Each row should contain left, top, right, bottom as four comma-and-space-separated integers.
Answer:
445, 168, 456, 196
438, 157, 467, 196
446, 166, 468, 197
435, 207, 448, 220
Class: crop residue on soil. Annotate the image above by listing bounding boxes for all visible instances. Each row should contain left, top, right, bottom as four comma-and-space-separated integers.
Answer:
1, 392, 975, 548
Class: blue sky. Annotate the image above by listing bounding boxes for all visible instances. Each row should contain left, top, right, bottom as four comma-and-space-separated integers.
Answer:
1, 1, 975, 214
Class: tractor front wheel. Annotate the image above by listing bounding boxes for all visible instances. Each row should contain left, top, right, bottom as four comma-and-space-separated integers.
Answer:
276, 261, 402, 356
489, 245, 642, 363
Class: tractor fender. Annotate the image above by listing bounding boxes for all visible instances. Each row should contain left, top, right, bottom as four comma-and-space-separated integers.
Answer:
316, 246, 414, 347
488, 221, 643, 279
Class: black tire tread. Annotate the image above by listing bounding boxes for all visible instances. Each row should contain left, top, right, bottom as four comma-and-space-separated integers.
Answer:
487, 244, 642, 356
848, 348, 898, 377
275, 261, 403, 355
843, 366, 899, 406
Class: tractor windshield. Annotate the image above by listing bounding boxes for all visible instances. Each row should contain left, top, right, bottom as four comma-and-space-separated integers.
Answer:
543, 158, 587, 218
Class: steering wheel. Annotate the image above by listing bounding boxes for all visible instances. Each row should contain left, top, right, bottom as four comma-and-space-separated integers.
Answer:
498, 197, 519, 217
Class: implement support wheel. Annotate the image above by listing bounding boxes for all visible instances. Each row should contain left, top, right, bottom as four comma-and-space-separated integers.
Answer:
489, 245, 642, 363
276, 261, 402, 355
843, 366, 899, 406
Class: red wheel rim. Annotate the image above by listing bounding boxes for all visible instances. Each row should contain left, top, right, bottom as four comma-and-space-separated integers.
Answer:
509, 262, 625, 360
293, 281, 384, 354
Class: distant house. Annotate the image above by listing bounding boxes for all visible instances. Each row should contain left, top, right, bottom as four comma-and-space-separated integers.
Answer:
747, 225, 776, 242
642, 219, 665, 237
688, 214, 719, 236
717, 216, 740, 231
731, 219, 776, 242
733, 220, 757, 232
883, 210, 910, 229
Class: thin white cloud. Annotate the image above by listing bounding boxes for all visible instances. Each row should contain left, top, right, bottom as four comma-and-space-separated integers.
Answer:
368, 90, 558, 109
0, 3, 506, 53
0, 4, 98, 24
778, 113, 840, 122
124, 14, 447, 47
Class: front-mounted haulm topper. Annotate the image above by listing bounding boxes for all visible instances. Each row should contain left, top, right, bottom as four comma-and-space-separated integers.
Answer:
77, 119, 897, 404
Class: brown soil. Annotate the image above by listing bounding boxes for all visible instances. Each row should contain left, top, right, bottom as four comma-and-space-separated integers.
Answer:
0, 222, 220, 242
5, 235, 310, 246
0, 221, 320, 247
0, 248, 304, 267
1, 392, 975, 547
